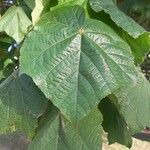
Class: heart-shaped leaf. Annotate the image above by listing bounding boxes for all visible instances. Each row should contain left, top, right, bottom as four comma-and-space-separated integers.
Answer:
20, 6, 137, 122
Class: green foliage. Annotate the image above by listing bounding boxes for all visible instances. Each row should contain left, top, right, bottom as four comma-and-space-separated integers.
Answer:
28, 103, 103, 150
89, 0, 147, 38
57, 0, 87, 8
89, 0, 150, 64
0, 35, 14, 83
20, 5, 137, 122
0, 0, 150, 149
114, 73, 150, 134
0, 70, 48, 138
24, 0, 35, 10
99, 97, 132, 147
0, 6, 31, 43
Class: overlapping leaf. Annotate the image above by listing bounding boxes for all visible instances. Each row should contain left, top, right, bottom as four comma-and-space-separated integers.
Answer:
53, 0, 88, 15
0, 6, 31, 43
28, 104, 103, 150
20, 6, 137, 122
121, 32, 150, 64
90, 0, 150, 64
24, 0, 35, 10
99, 97, 132, 148
32, 0, 56, 24
0, 36, 12, 82
89, 0, 147, 38
0, 71, 47, 138
114, 73, 150, 133
57, 0, 87, 7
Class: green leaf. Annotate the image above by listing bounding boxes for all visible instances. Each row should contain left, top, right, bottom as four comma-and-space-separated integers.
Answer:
52, 0, 89, 17
24, 0, 35, 10
89, 0, 147, 38
0, 46, 7, 61
0, 59, 15, 84
0, 6, 31, 43
0, 38, 10, 82
32, 0, 53, 24
53, 0, 88, 16
0, 36, 12, 51
99, 97, 132, 148
0, 71, 3, 83
20, 6, 137, 122
0, 70, 48, 138
114, 73, 150, 133
0, 35, 13, 44
28, 104, 103, 150
58, 0, 86, 6
121, 32, 150, 64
